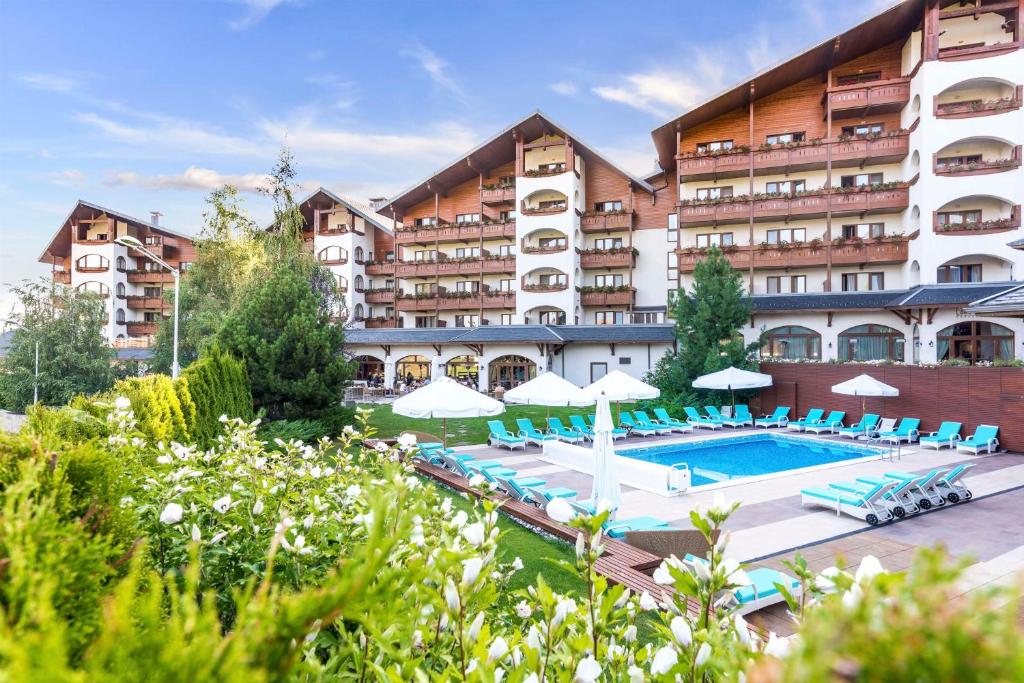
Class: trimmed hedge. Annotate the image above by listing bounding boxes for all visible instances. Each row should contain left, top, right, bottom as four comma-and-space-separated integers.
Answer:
180, 347, 254, 446
113, 374, 190, 444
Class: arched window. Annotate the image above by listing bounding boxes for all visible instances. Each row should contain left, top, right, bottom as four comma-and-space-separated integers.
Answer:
354, 274, 364, 292
318, 245, 348, 264
838, 324, 905, 362
937, 321, 1014, 364
762, 326, 821, 360
396, 355, 431, 383
116, 255, 127, 271
76, 254, 110, 272
352, 355, 383, 381
115, 308, 126, 324
446, 355, 479, 386
76, 281, 110, 297
354, 246, 365, 263
336, 275, 349, 292
488, 355, 537, 390
116, 282, 126, 297
353, 303, 364, 320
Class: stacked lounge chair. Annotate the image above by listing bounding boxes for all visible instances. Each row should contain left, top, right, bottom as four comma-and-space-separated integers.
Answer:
620, 412, 666, 437
935, 463, 975, 503
956, 425, 1000, 455
787, 408, 825, 432
804, 411, 846, 434
627, 411, 674, 435
568, 414, 596, 440
800, 478, 897, 525
754, 406, 790, 429
877, 418, 921, 444
585, 414, 629, 439
919, 421, 962, 450
706, 405, 752, 428
496, 476, 577, 505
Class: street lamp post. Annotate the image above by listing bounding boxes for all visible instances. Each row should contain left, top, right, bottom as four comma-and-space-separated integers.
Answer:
115, 236, 182, 378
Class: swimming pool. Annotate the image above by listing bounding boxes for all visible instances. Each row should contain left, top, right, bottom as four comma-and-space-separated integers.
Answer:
619, 433, 885, 488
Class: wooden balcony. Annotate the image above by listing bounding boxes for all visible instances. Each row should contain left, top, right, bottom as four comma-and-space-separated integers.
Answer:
394, 220, 516, 245
934, 146, 1022, 176
580, 211, 634, 233
521, 277, 569, 293
480, 186, 515, 204
126, 270, 175, 283
678, 186, 910, 226
520, 203, 567, 217
129, 238, 171, 259
125, 295, 168, 310
676, 236, 912, 273
318, 224, 364, 236
937, 41, 1020, 62
677, 132, 911, 181
396, 292, 515, 311
364, 289, 396, 304
520, 238, 568, 254
52, 271, 71, 285
125, 321, 160, 336
364, 317, 401, 329
75, 235, 112, 245
364, 261, 396, 275
579, 288, 636, 306
934, 205, 1021, 235
934, 86, 1022, 118
827, 78, 910, 119
318, 255, 348, 266
395, 256, 516, 278
579, 249, 637, 269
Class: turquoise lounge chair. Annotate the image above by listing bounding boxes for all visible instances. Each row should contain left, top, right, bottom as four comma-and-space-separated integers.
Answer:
733, 405, 753, 425
628, 411, 674, 435
878, 418, 920, 444
650, 408, 694, 433
786, 408, 825, 432
547, 417, 584, 444
935, 463, 974, 503
516, 418, 559, 447
706, 405, 749, 428
442, 453, 512, 479
619, 412, 663, 437
582, 414, 629, 440
836, 414, 879, 439
495, 475, 576, 505
683, 406, 722, 430
957, 425, 1000, 455
568, 415, 595, 440
683, 554, 801, 616
919, 421, 961, 450
523, 483, 580, 508
804, 411, 845, 434
476, 466, 546, 492
801, 478, 896, 526
487, 420, 526, 451
883, 469, 947, 509
853, 474, 923, 518
604, 516, 673, 538
754, 406, 790, 429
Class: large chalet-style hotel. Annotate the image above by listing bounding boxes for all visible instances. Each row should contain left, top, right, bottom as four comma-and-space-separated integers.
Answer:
39, 0, 1024, 389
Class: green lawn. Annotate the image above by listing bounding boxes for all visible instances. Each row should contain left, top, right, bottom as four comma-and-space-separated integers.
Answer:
360, 403, 592, 446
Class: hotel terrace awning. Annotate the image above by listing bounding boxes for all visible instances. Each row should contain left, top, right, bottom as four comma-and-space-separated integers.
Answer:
345, 324, 676, 347
648, 0, 925, 170
963, 284, 1024, 317
378, 110, 654, 219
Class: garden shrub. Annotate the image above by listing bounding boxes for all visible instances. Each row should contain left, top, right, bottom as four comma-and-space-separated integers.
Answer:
23, 400, 110, 445
180, 347, 253, 446
112, 374, 189, 444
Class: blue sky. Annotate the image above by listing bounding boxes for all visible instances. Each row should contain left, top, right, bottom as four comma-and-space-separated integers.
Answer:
0, 0, 893, 314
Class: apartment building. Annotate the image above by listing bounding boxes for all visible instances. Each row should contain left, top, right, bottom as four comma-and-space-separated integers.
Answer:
38, 200, 196, 349
650, 0, 1024, 365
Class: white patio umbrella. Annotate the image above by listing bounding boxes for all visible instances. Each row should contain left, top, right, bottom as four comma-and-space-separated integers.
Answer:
392, 376, 504, 446
831, 374, 899, 417
383, 356, 395, 389
589, 394, 622, 513
582, 369, 660, 421
692, 366, 773, 412
430, 355, 445, 382
505, 370, 594, 421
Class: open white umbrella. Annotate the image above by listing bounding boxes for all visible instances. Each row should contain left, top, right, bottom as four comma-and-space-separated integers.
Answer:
582, 370, 660, 421
392, 376, 504, 446
692, 366, 773, 412
589, 394, 622, 513
831, 374, 899, 417
505, 371, 594, 421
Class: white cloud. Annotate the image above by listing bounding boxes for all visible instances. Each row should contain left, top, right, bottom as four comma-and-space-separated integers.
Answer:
400, 42, 465, 99
16, 73, 79, 93
75, 112, 265, 157
49, 169, 86, 188
105, 166, 274, 193
228, 0, 302, 30
549, 81, 579, 97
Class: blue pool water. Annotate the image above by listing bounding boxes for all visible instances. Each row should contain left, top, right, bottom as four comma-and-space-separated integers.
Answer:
620, 433, 884, 487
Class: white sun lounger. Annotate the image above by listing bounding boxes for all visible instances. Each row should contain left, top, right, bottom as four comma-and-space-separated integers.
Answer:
801, 478, 897, 526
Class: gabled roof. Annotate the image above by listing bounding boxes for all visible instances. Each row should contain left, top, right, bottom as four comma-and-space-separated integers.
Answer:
889, 282, 1020, 307
344, 324, 675, 346
39, 200, 193, 262
298, 187, 397, 235
379, 110, 654, 216
649, 0, 924, 170
963, 284, 1024, 315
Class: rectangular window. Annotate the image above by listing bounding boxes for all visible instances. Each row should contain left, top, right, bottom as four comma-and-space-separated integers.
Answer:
936, 154, 983, 168
143, 312, 162, 322
414, 249, 436, 262
538, 310, 566, 325
498, 279, 514, 292
765, 228, 806, 244
414, 217, 437, 227
455, 247, 480, 258
594, 200, 623, 212
590, 362, 609, 382
696, 186, 733, 201
414, 283, 437, 295
538, 236, 567, 249
841, 273, 858, 292
840, 172, 883, 188
454, 315, 479, 327
938, 263, 983, 283
497, 244, 515, 257
835, 71, 881, 86
791, 275, 807, 293
593, 237, 624, 250
538, 199, 567, 210
767, 273, 807, 295
868, 272, 884, 291
765, 132, 806, 145
456, 213, 481, 224
538, 162, 566, 174
500, 313, 513, 325
667, 213, 678, 244
414, 316, 436, 328
498, 175, 515, 187
144, 287, 161, 297
595, 311, 624, 325
456, 280, 480, 293
498, 209, 517, 221
842, 223, 885, 239
538, 273, 568, 287
841, 122, 884, 137
594, 274, 624, 287
938, 210, 983, 225
766, 276, 781, 294
765, 180, 805, 194
630, 311, 662, 324
696, 140, 733, 154
695, 232, 734, 248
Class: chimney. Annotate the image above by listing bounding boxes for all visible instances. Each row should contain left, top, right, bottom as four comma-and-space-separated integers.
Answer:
368, 197, 387, 210
150, 211, 162, 226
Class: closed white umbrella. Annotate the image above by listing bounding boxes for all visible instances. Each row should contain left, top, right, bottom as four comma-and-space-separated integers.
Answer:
383, 356, 395, 389
392, 376, 504, 446
692, 366, 773, 412
589, 394, 622, 513
430, 355, 445, 381
505, 371, 594, 421
832, 373, 899, 418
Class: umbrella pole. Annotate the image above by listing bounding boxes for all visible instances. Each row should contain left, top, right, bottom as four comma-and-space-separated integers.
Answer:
443, 417, 447, 448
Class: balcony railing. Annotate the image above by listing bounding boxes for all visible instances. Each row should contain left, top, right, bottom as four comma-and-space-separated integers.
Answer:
678, 185, 910, 226
677, 132, 911, 180
521, 276, 569, 293
363, 289, 396, 304
318, 224, 365, 236
580, 211, 634, 233
933, 86, 1022, 118
395, 256, 516, 278
318, 254, 348, 266
675, 236, 913, 273
75, 235, 111, 244
480, 185, 515, 204
52, 271, 71, 285
937, 41, 1019, 61
827, 77, 910, 118
126, 270, 175, 283
578, 248, 637, 269
364, 260, 396, 275
933, 205, 1021, 235
394, 220, 516, 245
364, 317, 401, 329
125, 321, 160, 336
578, 288, 636, 306
520, 237, 568, 254
125, 295, 168, 310
396, 291, 515, 311
934, 146, 1022, 176
521, 202, 568, 216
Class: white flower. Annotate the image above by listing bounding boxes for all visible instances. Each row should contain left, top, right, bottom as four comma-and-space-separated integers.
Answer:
526, 624, 542, 651
694, 642, 712, 667
462, 522, 486, 547
814, 566, 841, 592
709, 492, 732, 515
156, 454, 173, 465
397, 432, 417, 450
212, 494, 232, 514
546, 497, 574, 523
440, 497, 452, 514
855, 555, 885, 584
524, 674, 539, 683
576, 532, 586, 558
623, 624, 637, 643
342, 425, 356, 436
451, 510, 469, 528
487, 636, 509, 662
444, 579, 460, 611
670, 615, 692, 647
218, 414, 229, 423
842, 582, 863, 609
511, 556, 523, 571
650, 645, 678, 675
514, 600, 532, 618
210, 530, 227, 544
411, 630, 423, 649
251, 499, 264, 515
159, 503, 183, 525
468, 474, 486, 488
653, 561, 675, 585
692, 559, 712, 582
553, 597, 576, 626
461, 557, 484, 586
466, 612, 484, 643
410, 525, 425, 546
639, 591, 658, 611
190, 524, 202, 542
627, 665, 644, 683
764, 632, 791, 658
303, 514, 315, 530
114, 396, 131, 410
345, 484, 362, 499
734, 614, 751, 647
466, 658, 478, 674
574, 656, 601, 683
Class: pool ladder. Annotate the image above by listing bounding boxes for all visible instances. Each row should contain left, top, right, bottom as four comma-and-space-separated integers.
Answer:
667, 463, 691, 494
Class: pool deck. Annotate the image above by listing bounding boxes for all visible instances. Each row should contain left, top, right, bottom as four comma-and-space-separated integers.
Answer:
451, 426, 1024, 633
